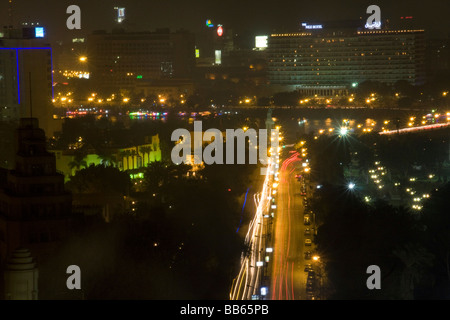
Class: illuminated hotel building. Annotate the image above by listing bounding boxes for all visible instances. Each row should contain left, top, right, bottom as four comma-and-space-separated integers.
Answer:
267, 23, 426, 96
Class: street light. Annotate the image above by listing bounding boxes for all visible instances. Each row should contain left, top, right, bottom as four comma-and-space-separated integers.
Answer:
348, 183, 356, 190
339, 127, 349, 136
260, 287, 268, 296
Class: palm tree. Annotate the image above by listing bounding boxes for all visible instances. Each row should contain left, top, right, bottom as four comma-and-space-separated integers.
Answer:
139, 146, 153, 166
68, 152, 87, 175
143, 161, 168, 193
119, 150, 132, 171
130, 150, 137, 170
98, 151, 117, 167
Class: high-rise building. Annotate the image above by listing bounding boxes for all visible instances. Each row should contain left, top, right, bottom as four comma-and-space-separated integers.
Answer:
0, 27, 53, 129
195, 22, 234, 67
0, 118, 73, 267
88, 28, 195, 93
267, 22, 426, 96
0, 27, 54, 170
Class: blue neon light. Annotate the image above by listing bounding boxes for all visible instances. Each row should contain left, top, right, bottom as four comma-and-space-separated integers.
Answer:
35, 27, 45, 38
236, 187, 250, 233
16, 50, 20, 104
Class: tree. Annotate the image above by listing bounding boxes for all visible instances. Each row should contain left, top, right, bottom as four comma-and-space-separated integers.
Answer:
66, 164, 131, 195
119, 150, 132, 171
143, 161, 191, 195
139, 146, 153, 165
272, 91, 302, 106
313, 184, 427, 299
69, 150, 87, 174
393, 243, 434, 299
97, 149, 117, 167
307, 134, 351, 185
420, 183, 450, 297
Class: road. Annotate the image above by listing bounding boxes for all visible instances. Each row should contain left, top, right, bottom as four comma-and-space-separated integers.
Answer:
270, 151, 312, 300
230, 157, 277, 300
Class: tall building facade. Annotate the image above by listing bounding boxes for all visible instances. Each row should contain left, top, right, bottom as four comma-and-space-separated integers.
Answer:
0, 118, 73, 266
0, 27, 54, 170
0, 27, 53, 128
267, 24, 426, 95
88, 29, 195, 93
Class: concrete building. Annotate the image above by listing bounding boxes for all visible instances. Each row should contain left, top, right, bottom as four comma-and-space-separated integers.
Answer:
3, 248, 38, 300
0, 27, 54, 170
267, 22, 426, 96
134, 79, 194, 105
0, 27, 53, 130
50, 134, 162, 180
88, 28, 195, 93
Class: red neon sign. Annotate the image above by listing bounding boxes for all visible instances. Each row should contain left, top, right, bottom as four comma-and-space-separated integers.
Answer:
217, 26, 223, 37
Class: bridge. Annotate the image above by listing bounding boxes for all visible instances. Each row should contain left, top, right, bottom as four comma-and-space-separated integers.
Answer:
379, 123, 450, 135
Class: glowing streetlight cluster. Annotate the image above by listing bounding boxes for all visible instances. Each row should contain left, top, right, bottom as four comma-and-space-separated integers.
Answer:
368, 161, 386, 190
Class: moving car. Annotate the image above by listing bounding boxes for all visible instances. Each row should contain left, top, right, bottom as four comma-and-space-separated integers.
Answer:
305, 238, 312, 246
306, 293, 316, 300
304, 216, 311, 225
304, 251, 312, 260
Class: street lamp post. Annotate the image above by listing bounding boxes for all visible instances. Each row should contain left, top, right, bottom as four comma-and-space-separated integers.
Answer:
312, 255, 323, 300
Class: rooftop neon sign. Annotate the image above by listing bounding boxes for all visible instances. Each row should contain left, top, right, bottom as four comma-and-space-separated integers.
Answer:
301, 23, 323, 29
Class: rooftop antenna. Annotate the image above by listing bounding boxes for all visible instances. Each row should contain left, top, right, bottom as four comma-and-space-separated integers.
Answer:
8, 0, 14, 27
29, 72, 32, 119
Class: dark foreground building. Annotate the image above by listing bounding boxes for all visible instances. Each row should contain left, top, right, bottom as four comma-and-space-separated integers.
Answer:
0, 118, 73, 269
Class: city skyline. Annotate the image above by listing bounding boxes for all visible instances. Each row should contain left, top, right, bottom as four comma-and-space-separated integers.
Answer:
1, 0, 450, 304
0, 0, 449, 45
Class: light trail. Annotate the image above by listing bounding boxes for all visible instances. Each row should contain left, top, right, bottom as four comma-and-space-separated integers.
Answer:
271, 151, 303, 300
230, 155, 277, 300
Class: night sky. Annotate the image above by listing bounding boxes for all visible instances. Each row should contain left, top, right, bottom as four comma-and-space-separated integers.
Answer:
0, 0, 448, 44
